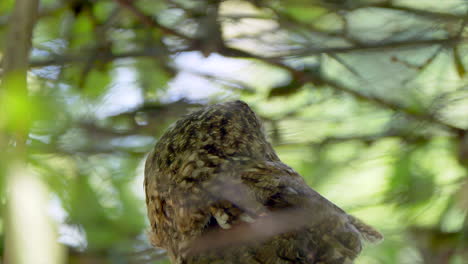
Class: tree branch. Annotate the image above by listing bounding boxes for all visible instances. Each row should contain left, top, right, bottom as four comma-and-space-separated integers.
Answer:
26, 35, 465, 69
373, 4, 467, 21
29, 48, 168, 68
113, 0, 192, 40
1, 1, 43, 264
217, 47, 466, 134
276, 131, 433, 148
282, 37, 464, 58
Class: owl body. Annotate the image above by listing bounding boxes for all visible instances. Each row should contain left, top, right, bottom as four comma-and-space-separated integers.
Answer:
144, 101, 381, 264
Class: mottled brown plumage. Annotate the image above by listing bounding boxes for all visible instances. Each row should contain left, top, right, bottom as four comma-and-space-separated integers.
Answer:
144, 100, 382, 264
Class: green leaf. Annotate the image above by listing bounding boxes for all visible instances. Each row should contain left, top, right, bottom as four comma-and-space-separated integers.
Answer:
82, 68, 111, 98
135, 59, 173, 100
268, 80, 304, 98
0, 74, 33, 134
284, 5, 327, 23
34, 10, 66, 43
93, 1, 114, 22
70, 13, 94, 48
385, 148, 435, 207
453, 47, 466, 78
0, 0, 14, 14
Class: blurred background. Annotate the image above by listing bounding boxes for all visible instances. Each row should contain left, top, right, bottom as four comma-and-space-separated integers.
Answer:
0, 0, 467, 263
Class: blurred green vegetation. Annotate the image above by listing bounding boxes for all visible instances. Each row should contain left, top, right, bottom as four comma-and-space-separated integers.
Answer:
1, 0, 467, 263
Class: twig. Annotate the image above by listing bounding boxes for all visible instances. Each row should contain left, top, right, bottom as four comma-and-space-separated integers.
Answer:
113, 0, 191, 40
373, 4, 467, 21
276, 131, 433, 148
29, 48, 168, 68
283, 37, 464, 58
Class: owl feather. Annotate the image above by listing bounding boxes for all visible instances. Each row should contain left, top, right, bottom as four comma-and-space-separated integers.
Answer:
144, 100, 382, 264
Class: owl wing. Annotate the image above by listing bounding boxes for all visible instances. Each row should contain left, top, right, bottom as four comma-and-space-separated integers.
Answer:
184, 160, 382, 261
146, 154, 381, 262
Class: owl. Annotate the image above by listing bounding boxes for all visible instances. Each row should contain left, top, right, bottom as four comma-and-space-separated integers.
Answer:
144, 100, 382, 264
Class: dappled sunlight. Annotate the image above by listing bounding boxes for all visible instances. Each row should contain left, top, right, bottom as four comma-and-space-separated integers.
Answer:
7, 165, 65, 264
1, 0, 467, 263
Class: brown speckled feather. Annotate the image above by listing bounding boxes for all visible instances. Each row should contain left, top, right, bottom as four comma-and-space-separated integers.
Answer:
144, 100, 382, 264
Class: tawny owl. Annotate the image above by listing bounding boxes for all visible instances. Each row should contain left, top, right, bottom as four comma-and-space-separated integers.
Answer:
144, 100, 382, 264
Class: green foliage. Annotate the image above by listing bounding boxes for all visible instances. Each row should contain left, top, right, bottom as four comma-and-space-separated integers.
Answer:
34, 11, 66, 43
70, 14, 94, 48
82, 68, 112, 98
135, 59, 172, 100
93, 2, 116, 22
285, 4, 327, 22
0, 0, 14, 14
386, 147, 436, 207
1, 0, 467, 263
